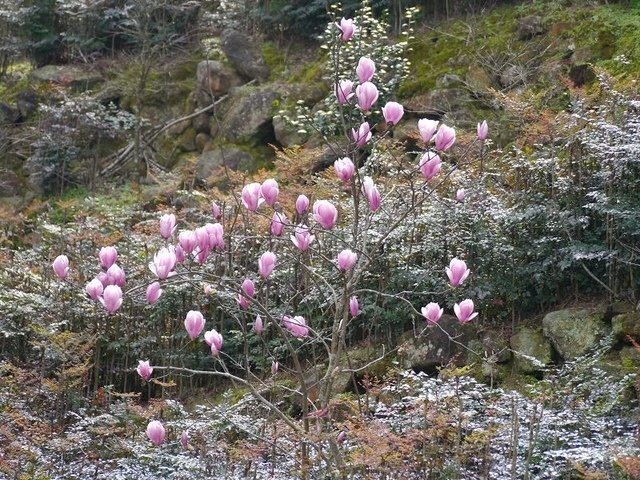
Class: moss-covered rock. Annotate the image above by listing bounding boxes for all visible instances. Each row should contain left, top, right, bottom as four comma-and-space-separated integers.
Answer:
612, 312, 640, 342
542, 308, 609, 360
510, 327, 554, 374
196, 147, 255, 182
31, 65, 103, 92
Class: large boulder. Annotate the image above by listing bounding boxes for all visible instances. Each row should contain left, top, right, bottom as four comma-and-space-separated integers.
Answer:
196, 147, 255, 182
405, 88, 473, 124
510, 327, 554, 374
221, 30, 270, 81
542, 308, 609, 360
273, 114, 309, 147
517, 15, 544, 41
31, 65, 103, 91
217, 85, 279, 145
399, 315, 477, 374
196, 60, 243, 98
612, 312, 640, 342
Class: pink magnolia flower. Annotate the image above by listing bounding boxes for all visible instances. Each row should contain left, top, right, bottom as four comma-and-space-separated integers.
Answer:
434, 124, 456, 151
454, 299, 478, 323
421, 302, 443, 326
418, 119, 439, 143
477, 120, 488, 141
146, 420, 165, 446
382, 101, 404, 126
237, 294, 249, 310
254, 315, 264, 333
195, 226, 210, 254
184, 310, 205, 340
211, 201, 222, 220
283, 315, 309, 338
296, 194, 309, 215
52, 255, 69, 280
146, 282, 162, 304
204, 284, 214, 295
337, 249, 357, 271
96, 272, 108, 286
313, 200, 338, 229
178, 230, 197, 254
456, 188, 465, 202
260, 179, 279, 207
174, 245, 185, 264
291, 224, 315, 251
335, 80, 354, 105
337, 17, 355, 41
204, 328, 223, 351
334, 157, 355, 183
271, 211, 287, 236
418, 151, 442, 180
136, 360, 153, 381
351, 121, 372, 147
159, 214, 176, 240
337, 431, 347, 444
106, 264, 126, 287
242, 182, 263, 212
271, 360, 279, 375
356, 57, 375, 83
100, 285, 123, 314
355, 82, 379, 111
204, 223, 225, 251
180, 431, 189, 449
446, 258, 471, 287
362, 176, 381, 211
242, 278, 255, 298
149, 247, 177, 280
258, 251, 276, 278
85, 278, 103, 301
99, 246, 118, 270
350, 296, 360, 317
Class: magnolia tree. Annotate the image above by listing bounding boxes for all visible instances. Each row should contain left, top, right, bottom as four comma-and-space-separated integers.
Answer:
50, 9, 489, 476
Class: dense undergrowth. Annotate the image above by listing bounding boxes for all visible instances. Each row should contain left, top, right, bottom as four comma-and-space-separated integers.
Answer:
1, 1, 640, 478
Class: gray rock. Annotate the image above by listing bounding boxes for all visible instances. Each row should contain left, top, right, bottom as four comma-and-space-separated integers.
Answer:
191, 112, 212, 134
517, 15, 544, 41
0, 103, 19, 126
218, 85, 278, 145
612, 312, 640, 342
421, 88, 473, 121
399, 315, 477, 373
542, 308, 609, 360
176, 127, 197, 152
31, 65, 103, 91
221, 30, 270, 81
569, 64, 596, 87
500, 65, 527, 89
436, 74, 463, 88
196, 147, 255, 181
196, 60, 243, 98
480, 330, 512, 363
273, 114, 309, 147
195, 132, 211, 151
510, 327, 553, 374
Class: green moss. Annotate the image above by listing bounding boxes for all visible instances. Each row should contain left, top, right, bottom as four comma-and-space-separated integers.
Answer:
262, 41, 286, 80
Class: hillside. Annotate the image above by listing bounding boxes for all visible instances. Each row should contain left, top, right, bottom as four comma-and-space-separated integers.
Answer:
1, 0, 640, 478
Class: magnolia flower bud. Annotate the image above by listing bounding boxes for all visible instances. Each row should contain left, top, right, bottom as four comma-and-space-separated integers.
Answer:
146, 420, 165, 446
52, 255, 69, 279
